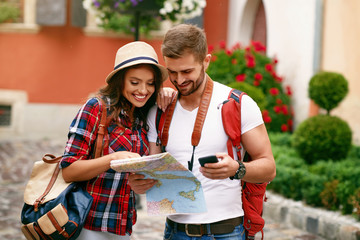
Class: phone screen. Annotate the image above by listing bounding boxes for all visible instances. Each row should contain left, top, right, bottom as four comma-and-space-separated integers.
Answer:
198, 155, 219, 167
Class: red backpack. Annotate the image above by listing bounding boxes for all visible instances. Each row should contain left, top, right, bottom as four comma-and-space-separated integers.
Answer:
155, 80, 267, 239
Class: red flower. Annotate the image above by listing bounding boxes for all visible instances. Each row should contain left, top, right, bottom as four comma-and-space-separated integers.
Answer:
231, 58, 237, 65
265, 64, 273, 72
272, 57, 278, 64
253, 80, 260, 86
226, 49, 232, 56
262, 110, 269, 116
269, 88, 279, 96
246, 55, 255, 68
264, 115, 272, 123
274, 106, 281, 113
254, 73, 263, 81
276, 76, 283, 83
251, 41, 266, 52
288, 119, 293, 128
236, 74, 246, 82
232, 42, 241, 50
286, 86, 292, 96
208, 45, 214, 53
211, 55, 217, 62
276, 99, 282, 105
282, 105, 289, 115
281, 124, 288, 132
219, 40, 226, 49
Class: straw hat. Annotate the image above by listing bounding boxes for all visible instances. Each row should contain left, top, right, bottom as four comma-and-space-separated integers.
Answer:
105, 41, 168, 83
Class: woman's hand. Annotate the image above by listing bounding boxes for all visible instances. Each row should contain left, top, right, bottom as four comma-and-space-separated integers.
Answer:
128, 173, 158, 194
62, 151, 141, 182
108, 151, 141, 161
157, 87, 177, 112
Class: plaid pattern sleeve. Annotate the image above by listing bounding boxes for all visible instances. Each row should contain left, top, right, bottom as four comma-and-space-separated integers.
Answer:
60, 97, 150, 236
61, 98, 102, 166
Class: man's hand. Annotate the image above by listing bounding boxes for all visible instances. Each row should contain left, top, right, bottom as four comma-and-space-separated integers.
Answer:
128, 173, 158, 194
199, 152, 239, 179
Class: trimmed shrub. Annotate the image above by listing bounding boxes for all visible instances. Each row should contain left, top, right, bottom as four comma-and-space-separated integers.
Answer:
292, 115, 352, 163
227, 81, 267, 110
269, 132, 292, 147
309, 72, 348, 114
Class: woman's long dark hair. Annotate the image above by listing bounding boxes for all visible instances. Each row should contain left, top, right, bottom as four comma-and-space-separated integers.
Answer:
98, 64, 162, 130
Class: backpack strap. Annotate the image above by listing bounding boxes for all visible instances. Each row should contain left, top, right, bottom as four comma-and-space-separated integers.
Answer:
221, 89, 246, 160
156, 91, 178, 151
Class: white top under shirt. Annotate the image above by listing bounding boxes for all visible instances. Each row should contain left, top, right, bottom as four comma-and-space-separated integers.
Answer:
147, 81, 263, 224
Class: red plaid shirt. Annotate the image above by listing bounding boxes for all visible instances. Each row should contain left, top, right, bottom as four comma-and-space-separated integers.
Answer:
60, 97, 149, 236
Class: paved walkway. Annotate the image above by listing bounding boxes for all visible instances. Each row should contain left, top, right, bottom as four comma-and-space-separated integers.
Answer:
0, 139, 352, 239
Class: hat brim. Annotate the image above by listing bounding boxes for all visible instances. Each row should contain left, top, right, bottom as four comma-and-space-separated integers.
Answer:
105, 60, 168, 84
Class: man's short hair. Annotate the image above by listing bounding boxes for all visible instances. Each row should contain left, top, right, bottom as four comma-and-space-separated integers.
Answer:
161, 24, 208, 63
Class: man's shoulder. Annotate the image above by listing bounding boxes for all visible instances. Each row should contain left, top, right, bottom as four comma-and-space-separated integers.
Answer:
212, 81, 233, 100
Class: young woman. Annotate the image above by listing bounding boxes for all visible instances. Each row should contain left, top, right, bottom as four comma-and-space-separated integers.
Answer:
60, 41, 170, 240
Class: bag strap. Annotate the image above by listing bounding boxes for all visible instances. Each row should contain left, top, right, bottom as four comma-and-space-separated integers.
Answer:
191, 78, 213, 147
188, 78, 213, 170
34, 97, 108, 211
93, 97, 108, 158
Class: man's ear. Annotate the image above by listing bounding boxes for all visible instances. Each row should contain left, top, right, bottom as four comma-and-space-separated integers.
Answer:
203, 54, 212, 70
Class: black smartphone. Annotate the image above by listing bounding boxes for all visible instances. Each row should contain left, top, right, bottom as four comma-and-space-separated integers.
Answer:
198, 155, 219, 167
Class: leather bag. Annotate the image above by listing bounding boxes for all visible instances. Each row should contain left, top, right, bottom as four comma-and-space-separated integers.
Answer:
21, 97, 108, 240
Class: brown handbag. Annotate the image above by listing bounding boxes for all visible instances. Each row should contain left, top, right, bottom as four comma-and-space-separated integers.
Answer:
21, 97, 108, 240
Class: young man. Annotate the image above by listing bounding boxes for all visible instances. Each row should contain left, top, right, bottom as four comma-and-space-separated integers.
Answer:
129, 24, 276, 240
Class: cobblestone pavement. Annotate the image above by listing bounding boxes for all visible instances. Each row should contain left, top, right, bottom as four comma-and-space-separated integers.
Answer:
0, 139, 324, 240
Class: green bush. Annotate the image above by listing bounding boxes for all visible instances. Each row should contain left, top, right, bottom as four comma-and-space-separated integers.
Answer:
0, 2, 20, 23
207, 41, 293, 133
302, 175, 327, 207
227, 81, 266, 110
309, 72, 348, 114
292, 115, 352, 163
270, 132, 360, 217
269, 132, 292, 147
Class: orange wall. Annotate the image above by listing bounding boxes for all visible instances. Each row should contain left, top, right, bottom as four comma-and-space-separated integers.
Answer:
0, 0, 228, 104
204, 0, 229, 49
0, 26, 163, 104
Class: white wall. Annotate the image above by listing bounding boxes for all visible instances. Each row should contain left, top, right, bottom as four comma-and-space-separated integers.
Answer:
227, 0, 320, 128
0, 102, 81, 143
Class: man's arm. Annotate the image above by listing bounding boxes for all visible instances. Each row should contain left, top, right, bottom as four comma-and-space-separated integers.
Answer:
240, 124, 276, 183
199, 124, 276, 183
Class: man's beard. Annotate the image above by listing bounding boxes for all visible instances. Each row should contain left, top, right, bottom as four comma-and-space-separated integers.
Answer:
175, 66, 205, 96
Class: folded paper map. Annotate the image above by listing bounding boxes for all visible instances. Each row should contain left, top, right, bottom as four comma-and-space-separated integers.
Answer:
110, 152, 207, 216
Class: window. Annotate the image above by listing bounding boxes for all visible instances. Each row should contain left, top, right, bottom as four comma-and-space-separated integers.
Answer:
0, 90, 27, 134
0, 105, 11, 126
0, 0, 39, 33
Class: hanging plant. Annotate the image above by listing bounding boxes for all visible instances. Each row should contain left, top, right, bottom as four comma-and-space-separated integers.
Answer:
82, 0, 206, 35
